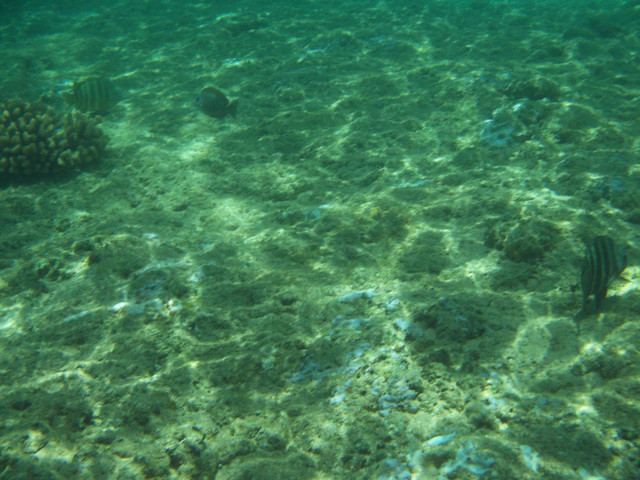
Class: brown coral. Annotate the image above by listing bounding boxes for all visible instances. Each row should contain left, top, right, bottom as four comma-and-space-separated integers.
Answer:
0, 99, 108, 176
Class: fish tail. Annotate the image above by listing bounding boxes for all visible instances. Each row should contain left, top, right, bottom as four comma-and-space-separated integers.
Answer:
228, 99, 238, 118
595, 288, 608, 310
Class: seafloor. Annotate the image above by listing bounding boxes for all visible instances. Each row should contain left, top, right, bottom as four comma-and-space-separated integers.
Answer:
1, 0, 639, 479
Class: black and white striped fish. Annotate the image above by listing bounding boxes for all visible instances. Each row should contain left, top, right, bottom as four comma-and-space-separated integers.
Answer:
581, 235, 627, 310
62, 77, 119, 113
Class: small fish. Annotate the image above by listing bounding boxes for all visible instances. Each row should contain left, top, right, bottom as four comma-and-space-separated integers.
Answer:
62, 76, 119, 113
581, 235, 627, 310
195, 86, 237, 118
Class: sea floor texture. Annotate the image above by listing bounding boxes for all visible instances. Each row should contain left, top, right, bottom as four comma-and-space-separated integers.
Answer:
1, 1, 640, 479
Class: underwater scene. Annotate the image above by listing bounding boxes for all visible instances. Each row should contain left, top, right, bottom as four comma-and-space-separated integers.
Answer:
1, 0, 640, 478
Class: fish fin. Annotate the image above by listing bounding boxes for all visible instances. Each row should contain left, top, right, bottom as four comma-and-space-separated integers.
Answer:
202, 86, 226, 98
228, 99, 238, 118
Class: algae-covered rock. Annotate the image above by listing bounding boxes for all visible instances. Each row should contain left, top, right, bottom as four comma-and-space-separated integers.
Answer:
0, 98, 107, 176
412, 296, 486, 342
398, 230, 449, 275
503, 219, 560, 263
502, 75, 562, 101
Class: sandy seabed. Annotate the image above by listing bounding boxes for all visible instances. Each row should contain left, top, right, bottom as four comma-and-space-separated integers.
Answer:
1, 0, 640, 479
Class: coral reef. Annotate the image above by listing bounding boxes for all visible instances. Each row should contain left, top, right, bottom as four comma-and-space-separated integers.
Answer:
0, 98, 107, 175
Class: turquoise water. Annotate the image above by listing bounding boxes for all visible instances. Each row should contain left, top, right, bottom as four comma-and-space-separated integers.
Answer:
1, 1, 639, 479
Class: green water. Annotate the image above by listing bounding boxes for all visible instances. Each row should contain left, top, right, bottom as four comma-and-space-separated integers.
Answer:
1, 1, 639, 479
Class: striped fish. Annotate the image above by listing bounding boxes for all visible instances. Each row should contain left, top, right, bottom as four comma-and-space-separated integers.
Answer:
581, 235, 627, 310
62, 77, 118, 113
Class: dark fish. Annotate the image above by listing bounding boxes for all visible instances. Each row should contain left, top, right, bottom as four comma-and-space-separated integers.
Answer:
62, 77, 118, 113
195, 87, 237, 118
581, 235, 627, 310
